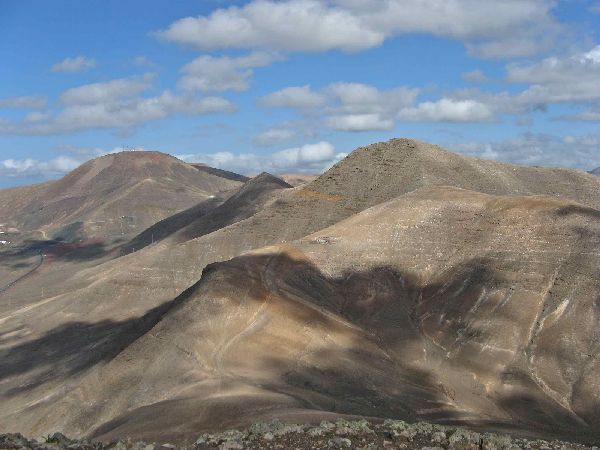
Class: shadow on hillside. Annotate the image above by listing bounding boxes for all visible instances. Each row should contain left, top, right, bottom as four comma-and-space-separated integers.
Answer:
1, 252, 598, 442
0, 294, 185, 397
556, 204, 600, 220
4, 239, 111, 262
120, 196, 223, 255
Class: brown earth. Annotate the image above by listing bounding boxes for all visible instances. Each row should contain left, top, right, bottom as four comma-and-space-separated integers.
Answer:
1, 139, 600, 444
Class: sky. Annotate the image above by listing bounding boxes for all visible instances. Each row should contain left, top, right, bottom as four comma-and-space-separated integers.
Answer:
1, 0, 600, 188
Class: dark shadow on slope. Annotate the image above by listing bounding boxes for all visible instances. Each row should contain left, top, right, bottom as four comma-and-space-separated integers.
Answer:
121, 173, 292, 254
555, 204, 600, 220
120, 196, 225, 254
3, 252, 599, 443
0, 282, 200, 396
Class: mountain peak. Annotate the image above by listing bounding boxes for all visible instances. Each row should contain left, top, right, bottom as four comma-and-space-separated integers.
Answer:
250, 172, 293, 188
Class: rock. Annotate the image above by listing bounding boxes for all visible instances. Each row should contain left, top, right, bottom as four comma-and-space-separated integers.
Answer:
328, 437, 352, 448
431, 431, 447, 444
448, 429, 481, 450
334, 420, 365, 436
0, 433, 31, 449
47, 433, 72, 447
263, 433, 274, 441
218, 442, 243, 450
399, 428, 417, 441
481, 433, 516, 450
307, 427, 326, 437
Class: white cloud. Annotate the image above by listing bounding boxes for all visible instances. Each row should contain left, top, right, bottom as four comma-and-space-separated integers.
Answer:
0, 156, 81, 177
51, 56, 96, 73
326, 82, 418, 115
0, 76, 236, 135
59, 75, 154, 105
260, 82, 418, 131
506, 45, 600, 106
178, 141, 343, 174
462, 69, 488, 83
326, 114, 394, 131
156, 1, 384, 53
156, 0, 559, 58
253, 127, 297, 146
179, 52, 278, 92
453, 132, 600, 170
566, 108, 600, 122
271, 141, 336, 168
398, 98, 494, 122
132, 56, 156, 67
24, 111, 50, 123
260, 85, 325, 108
0, 95, 47, 109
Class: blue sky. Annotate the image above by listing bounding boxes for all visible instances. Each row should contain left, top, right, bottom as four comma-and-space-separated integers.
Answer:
1, 0, 600, 188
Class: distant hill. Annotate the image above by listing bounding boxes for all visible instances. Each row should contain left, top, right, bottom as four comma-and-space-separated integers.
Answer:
0, 151, 244, 243
121, 172, 291, 253
591, 167, 600, 175
278, 173, 317, 187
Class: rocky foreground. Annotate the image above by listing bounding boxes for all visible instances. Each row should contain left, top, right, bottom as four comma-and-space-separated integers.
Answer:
2, 420, 598, 450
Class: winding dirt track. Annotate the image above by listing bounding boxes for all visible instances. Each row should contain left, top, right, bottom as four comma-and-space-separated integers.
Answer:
0, 251, 44, 296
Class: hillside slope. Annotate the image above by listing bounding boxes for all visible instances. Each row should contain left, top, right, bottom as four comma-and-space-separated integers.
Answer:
2, 186, 600, 443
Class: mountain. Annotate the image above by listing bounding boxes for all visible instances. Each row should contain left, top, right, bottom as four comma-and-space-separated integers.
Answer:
2, 139, 600, 443
121, 172, 292, 253
278, 173, 318, 187
3, 186, 599, 443
591, 167, 600, 176
0, 151, 244, 244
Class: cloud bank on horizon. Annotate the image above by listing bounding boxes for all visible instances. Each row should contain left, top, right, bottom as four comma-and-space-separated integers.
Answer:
0, 0, 599, 186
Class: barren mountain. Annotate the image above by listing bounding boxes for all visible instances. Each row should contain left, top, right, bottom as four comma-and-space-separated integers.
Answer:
2, 139, 600, 444
121, 172, 292, 253
278, 173, 318, 187
591, 167, 600, 176
0, 151, 243, 243
3, 186, 599, 444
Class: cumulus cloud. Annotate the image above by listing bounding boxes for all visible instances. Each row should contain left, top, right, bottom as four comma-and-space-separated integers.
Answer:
0, 76, 236, 135
565, 108, 600, 122
60, 75, 154, 105
462, 69, 488, 83
156, 0, 559, 58
399, 98, 494, 122
260, 85, 326, 108
0, 156, 81, 177
506, 45, 600, 106
260, 82, 418, 131
453, 132, 600, 170
0, 95, 47, 109
253, 127, 297, 146
51, 56, 96, 73
327, 82, 418, 115
327, 114, 394, 131
132, 56, 156, 67
179, 52, 278, 92
178, 141, 344, 174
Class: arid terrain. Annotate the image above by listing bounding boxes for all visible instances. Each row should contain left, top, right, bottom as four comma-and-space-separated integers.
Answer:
1, 139, 599, 447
